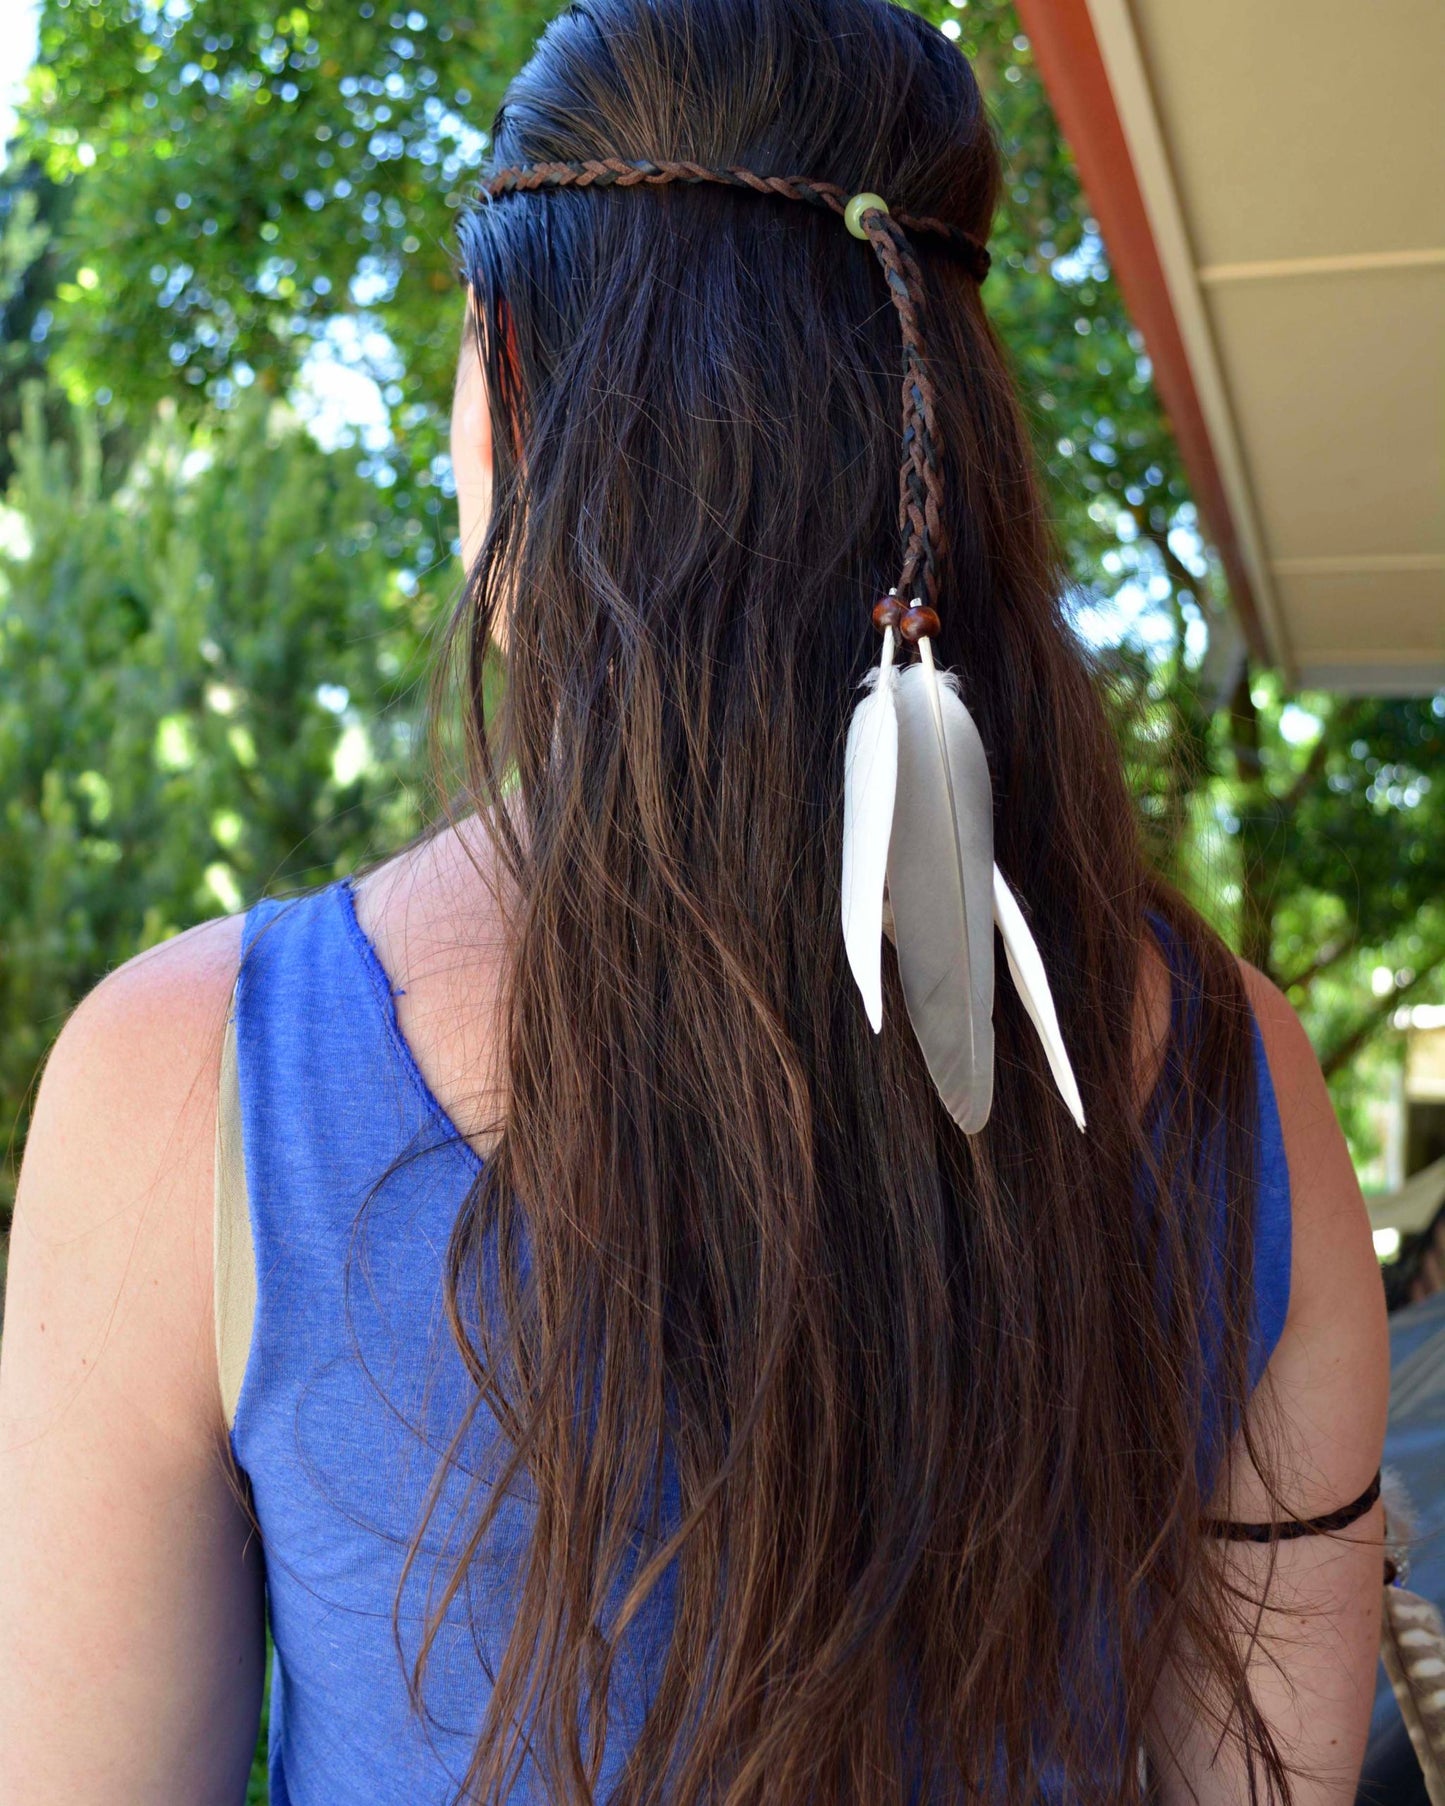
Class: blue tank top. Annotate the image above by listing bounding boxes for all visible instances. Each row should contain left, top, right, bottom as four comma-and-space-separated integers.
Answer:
230, 875, 1292, 1805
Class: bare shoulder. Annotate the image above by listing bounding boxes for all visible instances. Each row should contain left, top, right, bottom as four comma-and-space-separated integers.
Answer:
30, 906, 243, 1218
5, 910, 245, 1435
1230, 958, 1388, 1512
0, 911, 267, 1797
44, 906, 242, 1075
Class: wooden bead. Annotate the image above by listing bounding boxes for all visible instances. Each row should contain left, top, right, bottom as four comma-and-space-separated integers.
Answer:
898, 605, 941, 644
872, 594, 903, 633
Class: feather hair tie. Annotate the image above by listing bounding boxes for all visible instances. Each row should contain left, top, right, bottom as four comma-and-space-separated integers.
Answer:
835, 193, 1085, 1135
841, 602, 1085, 1135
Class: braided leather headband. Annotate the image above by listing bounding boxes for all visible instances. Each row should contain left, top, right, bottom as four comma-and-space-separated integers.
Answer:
481, 158, 992, 628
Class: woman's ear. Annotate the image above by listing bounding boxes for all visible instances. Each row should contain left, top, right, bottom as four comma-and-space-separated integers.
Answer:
451, 303, 494, 569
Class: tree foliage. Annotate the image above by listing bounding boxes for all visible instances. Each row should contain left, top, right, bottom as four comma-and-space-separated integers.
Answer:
0, 390, 429, 1209
1223, 680, 1445, 1076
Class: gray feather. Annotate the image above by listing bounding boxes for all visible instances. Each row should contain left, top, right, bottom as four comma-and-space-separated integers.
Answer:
886, 649, 995, 1133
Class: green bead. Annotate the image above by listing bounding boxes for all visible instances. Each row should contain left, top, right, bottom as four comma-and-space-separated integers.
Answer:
844, 192, 890, 239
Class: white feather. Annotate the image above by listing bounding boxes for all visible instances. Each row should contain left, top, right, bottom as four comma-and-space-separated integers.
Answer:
992, 865, 1086, 1131
841, 628, 899, 1032
887, 640, 995, 1133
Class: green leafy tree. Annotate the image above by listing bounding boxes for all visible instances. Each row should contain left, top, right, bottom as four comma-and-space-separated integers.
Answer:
0, 158, 81, 489
0, 389, 431, 1214
18, 0, 556, 521
1223, 682, 1445, 1071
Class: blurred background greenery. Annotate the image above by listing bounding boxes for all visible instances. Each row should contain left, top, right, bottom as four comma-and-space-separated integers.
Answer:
0, 0, 1440, 1241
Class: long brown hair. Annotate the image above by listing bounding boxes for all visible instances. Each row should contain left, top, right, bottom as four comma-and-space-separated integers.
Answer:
410, 0, 1286, 1797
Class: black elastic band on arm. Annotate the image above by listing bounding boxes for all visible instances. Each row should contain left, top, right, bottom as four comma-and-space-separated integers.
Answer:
1204, 1468, 1382, 1544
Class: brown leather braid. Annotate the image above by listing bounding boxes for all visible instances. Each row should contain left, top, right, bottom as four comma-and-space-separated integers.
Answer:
480, 158, 990, 620
866, 213, 944, 607
482, 160, 990, 275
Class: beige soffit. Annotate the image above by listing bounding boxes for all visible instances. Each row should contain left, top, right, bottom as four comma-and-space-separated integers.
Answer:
1082, 0, 1444, 696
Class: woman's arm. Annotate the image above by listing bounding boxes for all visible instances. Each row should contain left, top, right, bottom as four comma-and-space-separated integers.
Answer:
1146, 962, 1390, 1803
0, 914, 265, 1804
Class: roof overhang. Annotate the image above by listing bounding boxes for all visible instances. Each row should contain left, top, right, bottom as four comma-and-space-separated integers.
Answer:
1013, 0, 1444, 695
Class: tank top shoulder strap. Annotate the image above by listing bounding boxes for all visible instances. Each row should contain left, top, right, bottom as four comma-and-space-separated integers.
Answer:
238, 882, 411, 1210
1146, 910, 1293, 1389
224, 875, 479, 1449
